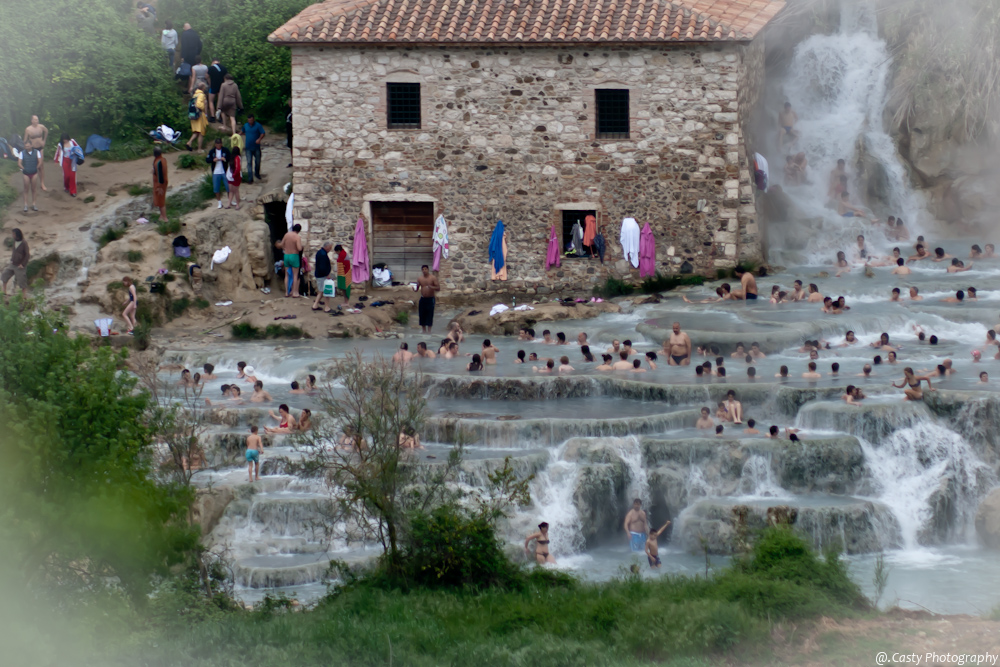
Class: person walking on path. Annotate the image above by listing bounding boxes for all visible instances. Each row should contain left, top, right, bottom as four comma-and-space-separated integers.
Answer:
188, 56, 209, 96
161, 20, 178, 69
207, 58, 228, 119
205, 138, 231, 209
312, 242, 333, 312
241, 114, 265, 182
245, 425, 262, 482
226, 146, 242, 209
179, 23, 201, 66
281, 224, 303, 298
18, 145, 41, 212
121, 276, 138, 334
23, 115, 48, 191
185, 82, 209, 151
1, 228, 29, 301
416, 264, 440, 333
217, 74, 243, 135
54, 133, 82, 197
152, 147, 168, 220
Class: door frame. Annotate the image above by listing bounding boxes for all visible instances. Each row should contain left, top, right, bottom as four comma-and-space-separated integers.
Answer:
363, 193, 438, 284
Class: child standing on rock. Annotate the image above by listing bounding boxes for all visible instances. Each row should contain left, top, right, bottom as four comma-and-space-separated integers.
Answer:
246, 425, 262, 482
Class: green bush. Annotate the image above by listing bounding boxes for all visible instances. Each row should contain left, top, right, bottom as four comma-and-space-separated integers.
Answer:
593, 276, 636, 298
169, 297, 190, 318
231, 322, 263, 339
126, 250, 143, 263
399, 505, 522, 590
24, 253, 59, 283
264, 324, 305, 338
157, 218, 183, 236
83, 195, 96, 203
98, 224, 126, 248
127, 183, 153, 196
394, 310, 409, 325
165, 256, 189, 273
175, 154, 202, 170
89, 162, 105, 168
194, 298, 210, 310
640, 273, 705, 293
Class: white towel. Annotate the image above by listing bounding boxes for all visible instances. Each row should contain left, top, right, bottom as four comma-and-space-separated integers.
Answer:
94, 318, 113, 337
620, 217, 641, 268
514, 305, 534, 311
211, 246, 231, 270
489, 304, 509, 317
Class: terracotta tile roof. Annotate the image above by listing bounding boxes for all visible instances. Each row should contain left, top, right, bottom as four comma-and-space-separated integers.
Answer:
269, 0, 784, 45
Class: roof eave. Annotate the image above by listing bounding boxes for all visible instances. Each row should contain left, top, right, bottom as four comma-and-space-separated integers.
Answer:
268, 36, 755, 46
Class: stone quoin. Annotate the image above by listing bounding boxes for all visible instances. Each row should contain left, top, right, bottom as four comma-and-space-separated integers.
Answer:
270, 0, 785, 290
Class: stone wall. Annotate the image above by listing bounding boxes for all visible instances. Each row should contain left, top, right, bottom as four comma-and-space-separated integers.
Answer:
290, 42, 762, 293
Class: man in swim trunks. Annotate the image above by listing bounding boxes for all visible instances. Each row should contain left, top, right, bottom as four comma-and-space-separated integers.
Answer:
777, 102, 799, 150
281, 224, 303, 297
623, 499, 649, 552
644, 519, 671, 568
664, 321, 692, 366
246, 425, 262, 482
416, 264, 440, 333
807, 283, 823, 303
735, 266, 758, 300
23, 115, 49, 191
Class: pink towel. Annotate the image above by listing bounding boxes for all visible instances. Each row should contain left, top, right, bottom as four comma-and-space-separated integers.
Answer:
433, 245, 442, 272
545, 224, 561, 270
351, 218, 370, 283
639, 222, 656, 278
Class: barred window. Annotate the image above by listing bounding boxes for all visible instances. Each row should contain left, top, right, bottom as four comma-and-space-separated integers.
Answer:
595, 89, 630, 139
387, 83, 421, 129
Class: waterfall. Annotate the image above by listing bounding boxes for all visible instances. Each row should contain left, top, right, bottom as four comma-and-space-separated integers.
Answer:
737, 454, 788, 499
768, 0, 925, 264
527, 442, 586, 558
859, 421, 995, 548
605, 436, 649, 506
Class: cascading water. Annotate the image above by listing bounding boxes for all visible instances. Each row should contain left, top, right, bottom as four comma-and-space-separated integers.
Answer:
859, 421, 995, 548
737, 455, 788, 499
768, 0, 925, 263
526, 442, 586, 558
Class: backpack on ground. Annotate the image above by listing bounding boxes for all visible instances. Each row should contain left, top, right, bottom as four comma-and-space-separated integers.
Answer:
188, 97, 201, 120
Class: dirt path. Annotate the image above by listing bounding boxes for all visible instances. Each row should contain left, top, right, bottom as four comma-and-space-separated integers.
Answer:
762, 611, 1000, 666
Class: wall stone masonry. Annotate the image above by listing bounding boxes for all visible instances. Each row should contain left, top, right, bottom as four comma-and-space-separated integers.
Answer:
290, 42, 764, 293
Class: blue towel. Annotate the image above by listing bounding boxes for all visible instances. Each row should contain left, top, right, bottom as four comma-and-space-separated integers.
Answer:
488, 220, 505, 273
85, 134, 112, 155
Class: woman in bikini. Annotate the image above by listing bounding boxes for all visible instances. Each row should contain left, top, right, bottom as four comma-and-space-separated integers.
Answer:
524, 522, 556, 564
265, 403, 298, 433
892, 367, 935, 401
121, 276, 138, 334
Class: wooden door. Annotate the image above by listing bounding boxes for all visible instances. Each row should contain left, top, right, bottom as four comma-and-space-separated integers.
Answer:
371, 202, 434, 283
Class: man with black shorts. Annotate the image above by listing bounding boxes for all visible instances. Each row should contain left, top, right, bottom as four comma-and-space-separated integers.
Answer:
416, 264, 439, 333
207, 58, 228, 119
735, 266, 758, 300
664, 321, 691, 366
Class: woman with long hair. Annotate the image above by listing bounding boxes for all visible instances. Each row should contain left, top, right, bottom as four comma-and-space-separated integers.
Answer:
226, 145, 242, 209
892, 367, 935, 401
121, 276, 138, 334
152, 147, 168, 220
54, 132, 81, 197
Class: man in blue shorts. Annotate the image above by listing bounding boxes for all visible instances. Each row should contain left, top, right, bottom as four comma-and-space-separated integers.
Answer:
246, 425, 262, 482
623, 498, 648, 552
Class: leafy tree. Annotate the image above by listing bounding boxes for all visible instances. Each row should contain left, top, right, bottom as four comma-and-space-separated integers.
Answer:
0, 303, 198, 601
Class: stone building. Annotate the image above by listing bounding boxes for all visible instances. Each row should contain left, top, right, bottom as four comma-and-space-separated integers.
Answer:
271, 0, 784, 291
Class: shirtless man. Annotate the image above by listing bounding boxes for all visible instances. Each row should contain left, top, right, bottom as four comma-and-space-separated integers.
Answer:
908, 245, 930, 262
750, 342, 766, 359
828, 159, 847, 198
789, 280, 806, 301
280, 224, 304, 297
735, 266, 758, 300
481, 339, 499, 364
612, 351, 633, 370
416, 265, 440, 333
777, 102, 799, 150
807, 283, 823, 303
743, 418, 760, 435
23, 115, 49, 190
664, 322, 692, 366
245, 426, 262, 482
802, 361, 822, 379
558, 356, 575, 373
695, 407, 714, 429
289, 381, 307, 394
909, 286, 923, 301
415, 341, 436, 359
644, 519, 672, 569
621, 340, 635, 357
931, 247, 954, 263
947, 259, 972, 274
623, 499, 649, 552
889, 288, 902, 302
577, 332, 588, 346
941, 290, 966, 303
542, 330, 554, 345
392, 342, 414, 365
891, 258, 911, 275
250, 380, 272, 402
